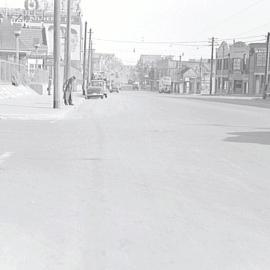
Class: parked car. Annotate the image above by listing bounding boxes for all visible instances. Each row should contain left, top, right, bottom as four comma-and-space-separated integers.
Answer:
86, 80, 108, 99
110, 86, 120, 93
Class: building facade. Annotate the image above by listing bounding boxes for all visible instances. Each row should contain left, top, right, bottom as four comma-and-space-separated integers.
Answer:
229, 41, 249, 95
215, 41, 230, 94
0, 0, 82, 70
248, 43, 269, 95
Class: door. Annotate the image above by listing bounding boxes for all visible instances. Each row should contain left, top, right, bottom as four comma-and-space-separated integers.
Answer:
255, 75, 260, 94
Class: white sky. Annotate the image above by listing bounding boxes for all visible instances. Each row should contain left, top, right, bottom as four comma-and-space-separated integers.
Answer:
1, 0, 270, 64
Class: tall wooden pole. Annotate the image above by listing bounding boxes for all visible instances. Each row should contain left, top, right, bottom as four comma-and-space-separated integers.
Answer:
210, 37, 214, 95
82, 21, 87, 95
87, 28, 92, 86
64, 0, 72, 84
53, 0, 61, 108
263, 32, 270, 99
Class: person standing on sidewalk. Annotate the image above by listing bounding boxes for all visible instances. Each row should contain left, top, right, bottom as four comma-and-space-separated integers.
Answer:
63, 76, 76, 105
47, 77, 52, 95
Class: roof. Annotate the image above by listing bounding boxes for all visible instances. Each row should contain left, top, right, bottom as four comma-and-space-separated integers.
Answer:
249, 42, 266, 48
0, 19, 47, 53
139, 55, 162, 64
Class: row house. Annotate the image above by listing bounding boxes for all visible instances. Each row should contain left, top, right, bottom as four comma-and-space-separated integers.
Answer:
215, 41, 270, 96
248, 43, 269, 95
230, 41, 249, 94
215, 41, 249, 95
215, 41, 230, 94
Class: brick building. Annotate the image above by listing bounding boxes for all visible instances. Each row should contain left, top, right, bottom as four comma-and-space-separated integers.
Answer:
215, 41, 230, 94
229, 41, 249, 94
248, 43, 269, 95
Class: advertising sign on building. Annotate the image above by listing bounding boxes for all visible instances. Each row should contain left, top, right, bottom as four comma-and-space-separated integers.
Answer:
161, 76, 172, 86
44, 23, 81, 61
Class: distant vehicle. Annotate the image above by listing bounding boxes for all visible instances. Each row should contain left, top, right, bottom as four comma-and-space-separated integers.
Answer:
110, 87, 119, 93
86, 80, 108, 99
132, 82, 140, 90
159, 76, 172, 93
110, 82, 120, 93
121, 84, 133, 91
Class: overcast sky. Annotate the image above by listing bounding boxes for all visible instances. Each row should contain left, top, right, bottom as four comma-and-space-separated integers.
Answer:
1, 0, 270, 64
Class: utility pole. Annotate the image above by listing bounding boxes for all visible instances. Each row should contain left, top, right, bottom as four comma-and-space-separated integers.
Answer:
221, 44, 225, 94
82, 21, 87, 95
87, 28, 92, 85
14, 30, 21, 66
53, 0, 61, 108
64, 0, 72, 84
199, 57, 202, 93
210, 37, 214, 95
263, 32, 270, 99
90, 45, 94, 80
179, 55, 182, 69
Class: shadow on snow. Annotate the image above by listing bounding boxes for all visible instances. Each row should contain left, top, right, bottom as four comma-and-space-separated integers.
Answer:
224, 131, 270, 145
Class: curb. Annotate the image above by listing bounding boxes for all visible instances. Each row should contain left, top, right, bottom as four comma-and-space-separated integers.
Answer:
0, 94, 85, 121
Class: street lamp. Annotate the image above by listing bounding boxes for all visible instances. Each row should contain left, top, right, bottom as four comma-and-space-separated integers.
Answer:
14, 30, 21, 66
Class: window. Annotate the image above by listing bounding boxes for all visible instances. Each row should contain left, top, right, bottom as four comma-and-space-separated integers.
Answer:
233, 59, 241, 70
217, 59, 223, 70
256, 53, 266, 67
223, 59, 229, 70
234, 80, 242, 89
30, 64, 35, 71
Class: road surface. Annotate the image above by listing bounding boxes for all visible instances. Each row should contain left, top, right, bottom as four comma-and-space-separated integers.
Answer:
1, 91, 270, 270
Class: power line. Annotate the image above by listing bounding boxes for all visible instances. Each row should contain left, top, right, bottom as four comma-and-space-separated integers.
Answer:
199, 0, 267, 36
93, 34, 266, 47
237, 22, 270, 36
216, 34, 265, 41
214, 0, 267, 27
94, 38, 210, 45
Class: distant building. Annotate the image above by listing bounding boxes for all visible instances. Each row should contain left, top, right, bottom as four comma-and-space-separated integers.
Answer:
181, 60, 212, 94
215, 41, 230, 94
215, 40, 268, 96
248, 43, 268, 95
137, 55, 163, 66
136, 55, 163, 89
136, 54, 213, 94
229, 41, 249, 94
91, 52, 127, 85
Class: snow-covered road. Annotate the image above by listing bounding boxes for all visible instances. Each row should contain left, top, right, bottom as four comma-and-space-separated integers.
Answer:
1, 91, 270, 270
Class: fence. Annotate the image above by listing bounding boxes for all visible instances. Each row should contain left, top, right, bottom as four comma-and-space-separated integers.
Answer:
0, 59, 30, 85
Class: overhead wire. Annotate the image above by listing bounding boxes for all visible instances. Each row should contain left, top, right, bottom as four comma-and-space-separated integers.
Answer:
198, 0, 268, 40
237, 22, 270, 36
212, 0, 267, 27
93, 34, 267, 49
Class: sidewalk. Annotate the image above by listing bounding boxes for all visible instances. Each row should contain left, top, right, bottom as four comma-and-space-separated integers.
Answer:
0, 84, 36, 99
163, 93, 270, 109
0, 92, 85, 120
